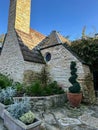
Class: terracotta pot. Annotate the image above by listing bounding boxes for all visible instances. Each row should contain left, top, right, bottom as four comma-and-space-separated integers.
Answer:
67, 92, 82, 107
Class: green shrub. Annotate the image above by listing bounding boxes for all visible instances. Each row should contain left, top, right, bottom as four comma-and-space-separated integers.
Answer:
24, 68, 64, 96
68, 61, 81, 93
0, 87, 16, 105
7, 97, 31, 119
26, 81, 65, 96
14, 82, 24, 96
20, 111, 35, 124
0, 79, 6, 89
39, 67, 50, 86
47, 81, 65, 95
0, 73, 13, 89
26, 81, 42, 96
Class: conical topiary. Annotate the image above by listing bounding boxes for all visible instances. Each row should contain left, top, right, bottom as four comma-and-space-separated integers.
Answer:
68, 61, 81, 93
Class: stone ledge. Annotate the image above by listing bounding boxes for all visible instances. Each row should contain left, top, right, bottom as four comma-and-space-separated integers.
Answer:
0, 103, 8, 119
4, 110, 41, 130
14, 94, 67, 111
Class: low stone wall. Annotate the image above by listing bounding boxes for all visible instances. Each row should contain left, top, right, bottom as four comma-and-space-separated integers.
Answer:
0, 103, 7, 119
14, 94, 67, 111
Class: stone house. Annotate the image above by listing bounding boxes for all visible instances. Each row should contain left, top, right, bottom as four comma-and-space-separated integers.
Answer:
0, 0, 96, 103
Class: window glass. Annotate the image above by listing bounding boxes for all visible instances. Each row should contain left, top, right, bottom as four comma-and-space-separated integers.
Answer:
45, 52, 51, 62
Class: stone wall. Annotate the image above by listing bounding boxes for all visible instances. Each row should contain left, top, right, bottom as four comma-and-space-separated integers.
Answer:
41, 45, 81, 89
79, 67, 96, 104
0, 30, 25, 82
14, 94, 67, 111
41, 45, 96, 103
8, 0, 16, 33
23, 62, 45, 85
0, 30, 44, 83
8, 0, 31, 34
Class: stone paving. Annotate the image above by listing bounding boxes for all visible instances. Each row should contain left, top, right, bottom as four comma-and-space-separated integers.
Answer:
38, 102, 98, 130
1, 101, 98, 130
0, 119, 7, 130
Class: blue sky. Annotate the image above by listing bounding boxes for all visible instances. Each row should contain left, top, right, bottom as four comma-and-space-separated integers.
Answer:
0, 0, 98, 40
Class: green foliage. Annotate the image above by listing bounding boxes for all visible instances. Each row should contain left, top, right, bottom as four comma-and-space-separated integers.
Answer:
26, 81, 65, 96
71, 68, 77, 75
0, 73, 13, 89
7, 97, 31, 119
25, 67, 64, 96
47, 81, 65, 95
39, 67, 50, 86
14, 82, 24, 96
20, 111, 35, 124
69, 75, 77, 84
68, 61, 81, 93
71, 38, 98, 65
0, 87, 16, 105
26, 81, 42, 96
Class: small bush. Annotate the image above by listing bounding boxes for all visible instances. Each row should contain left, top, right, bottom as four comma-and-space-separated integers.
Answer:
39, 67, 50, 86
26, 81, 42, 96
7, 97, 31, 119
68, 61, 81, 93
14, 82, 24, 96
20, 111, 35, 124
0, 79, 6, 89
47, 81, 65, 95
24, 67, 64, 96
0, 87, 16, 105
0, 73, 13, 89
26, 81, 65, 96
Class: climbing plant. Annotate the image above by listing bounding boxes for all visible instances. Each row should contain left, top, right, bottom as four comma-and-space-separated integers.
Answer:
71, 38, 98, 66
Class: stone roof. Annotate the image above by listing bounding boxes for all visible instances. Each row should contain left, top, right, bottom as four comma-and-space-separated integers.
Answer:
37, 30, 86, 64
16, 29, 45, 50
56, 32, 71, 45
0, 29, 87, 64
15, 29, 45, 64
36, 30, 70, 50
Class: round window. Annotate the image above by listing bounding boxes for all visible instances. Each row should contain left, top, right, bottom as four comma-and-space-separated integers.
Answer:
45, 52, 51, 62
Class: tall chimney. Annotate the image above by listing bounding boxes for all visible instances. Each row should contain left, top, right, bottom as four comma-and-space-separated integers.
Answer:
8, 0, 31, 34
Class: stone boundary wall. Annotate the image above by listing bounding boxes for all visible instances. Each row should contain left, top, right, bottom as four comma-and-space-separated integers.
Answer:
14, 94, 67, 111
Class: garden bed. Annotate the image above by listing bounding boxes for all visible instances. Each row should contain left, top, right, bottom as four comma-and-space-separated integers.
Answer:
14, 94, 67, 110
4, 110, 41, 130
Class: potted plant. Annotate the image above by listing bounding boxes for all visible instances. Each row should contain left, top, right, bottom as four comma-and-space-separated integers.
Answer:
4, 97, 41, 130
67, 61, 82, 107
0, 87, 16, 119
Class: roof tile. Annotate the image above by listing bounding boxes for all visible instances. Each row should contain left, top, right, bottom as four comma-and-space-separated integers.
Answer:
37, 30, 70, 49
15, 29, 45, 64
16, 29, 45, 50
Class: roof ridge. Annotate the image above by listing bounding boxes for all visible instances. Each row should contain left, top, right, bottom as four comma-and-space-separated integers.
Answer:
55, 31, 62, 44
30, 28, 45, 37
62, 43, 87, 64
